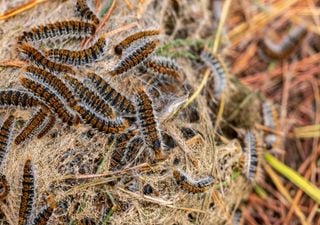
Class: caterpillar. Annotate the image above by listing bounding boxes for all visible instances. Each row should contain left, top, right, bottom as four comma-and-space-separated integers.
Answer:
200, 51, 227, 98
17, 20, 96, 44
30, 197, 56, 225
45, 36, 107, 66
135, 88, 164, 160
20, 77, 77, 126
14, 108, 47, 145
86, 73, 136, 114
25, 66, 77, 107
262, 101, 278, 148
109, 128, 139, 170
74, 0, 100, 25
109, 39, 159, 76
36, 114, 56, 139
141, 56, 181, 81
259, 25, 307, 60
242, 131, 258, 182
74, 104, 129, 134
173, 169, 214, 193
18, 43, 75, 75
0, 115, 15, 167
0, 173, 9, 201
232, 209, 243, 225
0, 90, 42, 109
114, 29, 160, 55
63, 74, 114, 118
18, 159, 35, 225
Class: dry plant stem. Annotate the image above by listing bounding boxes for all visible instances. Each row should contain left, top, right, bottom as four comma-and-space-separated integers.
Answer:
124, 0, 133, 9
0, 60, 27, 68
81, 0, 117, 47
0, 0, 48, 20
263, 163, 309, 225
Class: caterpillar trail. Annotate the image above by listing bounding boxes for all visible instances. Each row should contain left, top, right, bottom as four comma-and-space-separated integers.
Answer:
259, 25, 307, 59
135, 88, 164, 160
173, 169, 214, 193
30, 197, 57, 225
63, 74, 114, 118
18, 159, 35, 225
243, 131, 258, 182
17, 20, 96, 44
0, 90, 42, 109
14, 108, 48, 145
45, 36, 107, 66
109, 39, 159, 76
25, 66, 77, 107
0, 173, 9, 201
109, 128, 139, 170
142, 56, 181, 81
18, 43, 75, 75
0, 115, 15, 167
87, 73, 136, 114
114, 29, 160, 56
20, 77, 77, 126
74, 104, 129, 134
74, 0, 100, 25
200, 51, 227, 98
36, 114, 56, 139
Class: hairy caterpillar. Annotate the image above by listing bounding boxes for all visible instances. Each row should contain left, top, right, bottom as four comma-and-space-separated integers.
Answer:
20, 77, 77, 126
18, 43, 75, 75
141, 56, 181, 81
135, 88, 164, 160
173, 169, 214, 193
14, 108, 47, 145
243, 131, 258, 182
30, 197, 57, 225
0, 115, 15, 167
18, 159, 35, 225
114, 29, 160, 55
25, 66, 77, 107
36, 114, 56, 139
17, 20, 96, 44
0, 173, 9, 201
200, 51, 227, 98
45, 36, 107, 66
63, 74, 114, 118
86, 73, 136, 114
109, 39, 159, 76
74, 104, 129, 134
259, 25, 307, 59
0, 90, 42, 109
74, 0, 100, 25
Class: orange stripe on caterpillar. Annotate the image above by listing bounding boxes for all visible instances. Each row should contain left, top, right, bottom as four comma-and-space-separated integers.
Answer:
173, 169, 214, 193
242, 131, 258, 182
0, 173, 10, 201
141, 56, 181, 81
74, 0, 100, 25
20, 77, 77, 126
258, 25, 307, 60
135, 88, 164, 160
109, 39, 159, 76
0, 90, 42, 109
18, 159, 35, 225
86, 73, 136, 114
17, 20, 96, 44
0, 115, 15, 167
25, 66, 77, 107
14, 108, 48, 145
114, 29, 160, 55
18, 43, 75, 75
30, 197, 57, 225
74, 104, 129, 134
45, 36, 107, 66
36, 114, 56, 139
63, 74, 114, 118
